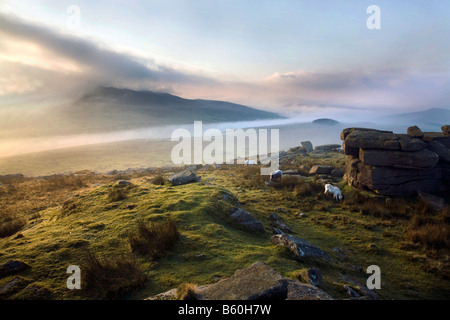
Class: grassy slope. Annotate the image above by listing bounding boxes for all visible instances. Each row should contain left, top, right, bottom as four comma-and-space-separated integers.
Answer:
0, 155, 449, 300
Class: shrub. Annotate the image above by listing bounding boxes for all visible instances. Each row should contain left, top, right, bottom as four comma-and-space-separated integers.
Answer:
81, 250, 146, 299
408, 223, 450, 250
0, 212, 26, 238
150, 174, 166, 185
129, 217, 179, 258
107, 187, 129, 202
176, 282, 198, 300
38, 175, 85, 192
294, 179, 323, 197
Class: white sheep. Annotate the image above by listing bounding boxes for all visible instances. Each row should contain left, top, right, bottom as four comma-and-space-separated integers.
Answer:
324, 183, 343, 202
270, 169, 283, 181
244, 159, 257, 165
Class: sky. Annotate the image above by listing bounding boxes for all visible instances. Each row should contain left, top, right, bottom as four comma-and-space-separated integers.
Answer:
1, 0, 450, 120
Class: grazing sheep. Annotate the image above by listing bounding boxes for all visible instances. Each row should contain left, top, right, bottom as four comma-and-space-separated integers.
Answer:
244, 160, 257, 165
324, 183, 343, 202
270, 170, 283, 181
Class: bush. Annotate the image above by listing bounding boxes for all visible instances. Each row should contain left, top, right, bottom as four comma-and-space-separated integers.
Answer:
0, 212, 26, 238
408, 223, 450, 250
129, 217, 179, 258
176, 282, 198, 300
81, 250, 146, 299
107, 187, 129, 202
150, 174, 166, 185
293, 179, 323, 197
38, 175, 85, 192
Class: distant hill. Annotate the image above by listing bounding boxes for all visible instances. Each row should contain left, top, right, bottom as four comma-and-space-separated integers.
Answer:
312, 118, 340, 125
376, 108, 450, 131
0, 87, 284, 139
63, 87, 284, 132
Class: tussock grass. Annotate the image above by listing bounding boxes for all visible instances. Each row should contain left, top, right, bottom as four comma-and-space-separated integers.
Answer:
129, 217, 179, 258
176, 282, 198, 300
149, 174, 166, 185
81, 250, 147, 299
0, 211, 26, 238
38, 174, 86, 192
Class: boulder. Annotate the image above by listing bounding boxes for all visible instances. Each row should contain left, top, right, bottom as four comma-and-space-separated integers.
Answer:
231, 208, 264, 232
301, 141, 313, 152
195, 262, 287, 300
168, 170, 198, 186
344, 130, 400, 150
423, 132, 450, 148
270, 233, 330, 261
309, 165, 334, 175
417, 191, 446, 211
442, 125, 450, 136
285, 280, 332, 300
195, 262, 332, 300
427, 140, 450, 163
0, 260, 30, 277
359, 148, 439, 169
269, 213, 292, 233
407, 126, 424, 139
116, 180, 132, 186
397, 135, 426, 151
298, 268, 323, 287
357, 163, 444, 196
314, 144, 341, 152
340, 128, 393, 141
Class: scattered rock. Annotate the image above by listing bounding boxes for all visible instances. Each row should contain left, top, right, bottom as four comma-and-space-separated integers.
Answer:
285, 280, 333, 300
270, 233, 330, 261
168, 170, 198, 186
331, 169, 344, 177
231, 208, 264, 232
442, 125, 450, 136
145, 288, 178, 300
344, 285, 361, 298
298, 268, 323, 287
269, 213, 291, 233
301, 141, 313, 152
116, 180, 132, 186
340, 274, 380, 300
309, 165, 334, 175
0, 260, 30, 277
314, 144, 341, 152
0, 277, 25, 296
407, 125, 424, 139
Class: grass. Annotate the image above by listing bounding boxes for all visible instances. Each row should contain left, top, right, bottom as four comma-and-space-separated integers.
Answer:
129, 217, 179, 258
81, 250, 147, 299
0, 153, 449, 300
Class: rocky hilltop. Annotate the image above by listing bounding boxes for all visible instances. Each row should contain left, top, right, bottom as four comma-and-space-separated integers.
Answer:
341, 125, 450, 197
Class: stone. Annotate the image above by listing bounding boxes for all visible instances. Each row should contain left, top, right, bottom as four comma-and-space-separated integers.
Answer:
168, 170, 197, 186
356, 163, 444, 196
427, 140, 450, 163
359, 148, 439, 169
231, 208, 264, 232
0, 260, 30, 277
285, 280, 333, 300
344, 129, 400, 150
423, 132, 450, 148
298, 268, 323, 287
442, 125, 450, 136
301, 141, 313, 152
331, 169, 344, 177
344, 285, 361, 298
397, 135, 426, 151
116, 180, 132, 186
270, 233, 330, 261
195, 262, 286, 300
194, 262, 333, 300
407, 126, 424, 139
340, 274, 380, 300
417, 191, 446, 211
314, 144, 341, 152
309, 165, 334, 175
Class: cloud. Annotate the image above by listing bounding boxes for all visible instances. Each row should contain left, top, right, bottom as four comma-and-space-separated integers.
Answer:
0, 12, 217, 98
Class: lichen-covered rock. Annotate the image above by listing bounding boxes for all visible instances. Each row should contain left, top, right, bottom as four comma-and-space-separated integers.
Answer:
270, 233, 330, 261
231, 208, 264, 232
168, 170, 198, 186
